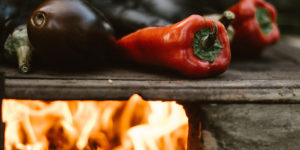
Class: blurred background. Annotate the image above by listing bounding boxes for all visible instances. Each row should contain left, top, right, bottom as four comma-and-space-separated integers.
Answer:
1, 0, 300, 34
185, 0, 300, 34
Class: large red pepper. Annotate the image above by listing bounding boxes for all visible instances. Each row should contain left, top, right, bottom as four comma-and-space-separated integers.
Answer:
117, 15, 231, 78
229, 0, 280, 56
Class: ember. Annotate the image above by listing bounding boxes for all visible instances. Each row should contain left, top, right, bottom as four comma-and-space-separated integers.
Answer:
2, 94, 188, 150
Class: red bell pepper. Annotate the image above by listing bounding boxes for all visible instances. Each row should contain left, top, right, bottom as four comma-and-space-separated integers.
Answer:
229, 0, 280, 56
117, 15, 231, 78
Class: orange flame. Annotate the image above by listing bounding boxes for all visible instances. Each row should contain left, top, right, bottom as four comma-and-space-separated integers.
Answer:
2, 94, 188, 150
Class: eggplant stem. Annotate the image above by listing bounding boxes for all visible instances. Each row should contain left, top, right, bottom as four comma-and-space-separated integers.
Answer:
20, 65, 29, 73
17, 45, 31, 73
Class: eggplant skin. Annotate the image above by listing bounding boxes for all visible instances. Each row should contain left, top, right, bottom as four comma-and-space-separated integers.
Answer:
98, 4, 171, 38
0, 3, 18, 55
27, 0, 116, 67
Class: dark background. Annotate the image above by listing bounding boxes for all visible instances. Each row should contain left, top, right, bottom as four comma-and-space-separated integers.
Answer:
187, 0, 300, 34
1, 0, 300, 34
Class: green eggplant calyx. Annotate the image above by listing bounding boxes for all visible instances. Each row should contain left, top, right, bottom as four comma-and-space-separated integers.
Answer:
4, 25, 33, 73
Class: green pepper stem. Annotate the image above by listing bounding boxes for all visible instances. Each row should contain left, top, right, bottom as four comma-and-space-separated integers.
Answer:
17, 45, 31, 73
219, 11, 235, 29
202, 24, 218, 50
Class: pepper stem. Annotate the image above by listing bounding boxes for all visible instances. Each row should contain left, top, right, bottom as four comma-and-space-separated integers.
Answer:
202, 24, 218, 50
193, 24, 223, 62
219, 11, 235, 29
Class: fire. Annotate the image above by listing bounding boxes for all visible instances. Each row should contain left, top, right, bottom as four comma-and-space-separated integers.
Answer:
2, 94, 188, 150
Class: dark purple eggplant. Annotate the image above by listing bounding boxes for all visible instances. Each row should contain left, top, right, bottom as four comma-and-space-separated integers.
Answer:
89, 0, 217, 38
0, 2, 18, 55
97, 4, 171, 38
27, 0, 116, 67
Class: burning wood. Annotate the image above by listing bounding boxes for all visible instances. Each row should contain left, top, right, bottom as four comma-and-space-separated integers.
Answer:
2, 94, 188, 150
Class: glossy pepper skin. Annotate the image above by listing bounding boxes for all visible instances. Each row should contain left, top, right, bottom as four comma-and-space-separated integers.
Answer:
27, 0, 116, 67
229, 0, 280, 57
117, 15, 231, 78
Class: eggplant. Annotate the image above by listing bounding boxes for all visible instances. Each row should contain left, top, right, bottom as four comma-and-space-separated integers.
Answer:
0, 2, 18, 56
130, 0, 189, 22
0, 2, 17, 32
94, 3, 171, 38
90, 0, 172, 38
1, 2, 35, 73
27, 0, 116, 67
90, 0, 222, 38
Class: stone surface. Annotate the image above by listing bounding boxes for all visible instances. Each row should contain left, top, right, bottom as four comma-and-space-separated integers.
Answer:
199, 104, 300, 150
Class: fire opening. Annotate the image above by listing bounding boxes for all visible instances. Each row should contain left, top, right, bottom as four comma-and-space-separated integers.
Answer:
2, 94, 188, 150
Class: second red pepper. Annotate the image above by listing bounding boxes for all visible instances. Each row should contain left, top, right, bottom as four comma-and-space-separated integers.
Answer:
229, 0, 280, 56
117, 15, 231, 78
